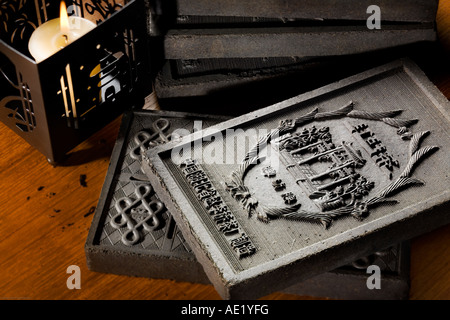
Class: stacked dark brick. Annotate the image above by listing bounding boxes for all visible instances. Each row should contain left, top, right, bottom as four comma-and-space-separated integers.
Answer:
148, 0, 438, 110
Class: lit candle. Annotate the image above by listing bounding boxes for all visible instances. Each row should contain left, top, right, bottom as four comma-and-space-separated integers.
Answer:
28, 1, 96, 62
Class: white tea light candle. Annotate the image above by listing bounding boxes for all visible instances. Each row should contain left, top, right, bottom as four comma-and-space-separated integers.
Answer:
28, 1, 96, 62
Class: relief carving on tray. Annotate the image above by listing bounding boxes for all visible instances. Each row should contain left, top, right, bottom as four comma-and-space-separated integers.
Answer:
108, 117, 188, 247
109, 119, 171, 246
225, 101, 439, 228
110, 184, 164, 246
179, 159, 256, 258
130, 118, 171, 160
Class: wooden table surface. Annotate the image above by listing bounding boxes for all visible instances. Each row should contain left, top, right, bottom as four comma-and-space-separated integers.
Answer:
1, 3, 449, 301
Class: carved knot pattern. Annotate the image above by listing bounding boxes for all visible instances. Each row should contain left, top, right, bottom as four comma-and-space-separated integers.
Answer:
110, 184, 164, 246
130, 118, 171, 160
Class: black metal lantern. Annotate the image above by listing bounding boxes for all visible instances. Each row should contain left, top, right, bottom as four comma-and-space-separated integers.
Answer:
0, 0, 151, 164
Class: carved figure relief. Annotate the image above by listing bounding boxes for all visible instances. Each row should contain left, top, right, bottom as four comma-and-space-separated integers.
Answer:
225, 101, 439, 228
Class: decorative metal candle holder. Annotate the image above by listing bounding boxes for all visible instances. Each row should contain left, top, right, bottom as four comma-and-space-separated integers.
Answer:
0, 0, 151, 164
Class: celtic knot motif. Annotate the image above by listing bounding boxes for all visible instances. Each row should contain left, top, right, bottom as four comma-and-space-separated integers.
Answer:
130, 118, 171, 160
110, 184, 164, 246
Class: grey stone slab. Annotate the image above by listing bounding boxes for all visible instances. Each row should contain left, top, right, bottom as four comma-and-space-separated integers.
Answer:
173, 15, 303, 26
154, 44, 437, 111
174, 0, 438, 23
85, 109, 229, 284
154, 58, 330, 99
171, 57, 312, 78
85, 109, 410, 300
164, 25, 436, 59
154, 50, 407, 100
142, 58, 450, 299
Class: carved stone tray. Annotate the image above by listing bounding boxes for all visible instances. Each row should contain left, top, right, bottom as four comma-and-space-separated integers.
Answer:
142, 59, 450, 299
85, 110, 228, 283
155, 57, 327, 99
173, 0, 438, 23
163, 25, 436, 59
85, 109, 411, 299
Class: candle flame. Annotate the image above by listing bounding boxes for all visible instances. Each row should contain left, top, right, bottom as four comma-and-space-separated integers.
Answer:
60, 1, 70, 36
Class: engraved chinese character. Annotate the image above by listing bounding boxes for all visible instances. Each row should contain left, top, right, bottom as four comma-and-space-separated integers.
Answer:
230, 233, 256, 258
360, 131, 373, 140
180, 158, 197, 167
375, 154, 400, 172
194, 181, 213, 193
370, 146, 388, 158
208, 203, 229, 216
213, 211, 234, 224
235, 244, 256, 258
182, 165, 201, 177
197, 188, 217, 201
272, 179, 286, 191
188, 171, 209, 185
203, 196, 222, 210
352, 124, 369, 134
218, 220, 239, 236
230, 233, 251, 248
282, 192, 297, 205
366, 137, 382, 149
261, 166, 276, 177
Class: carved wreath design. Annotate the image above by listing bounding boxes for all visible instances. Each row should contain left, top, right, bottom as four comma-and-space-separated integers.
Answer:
225, 101, 439, 229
